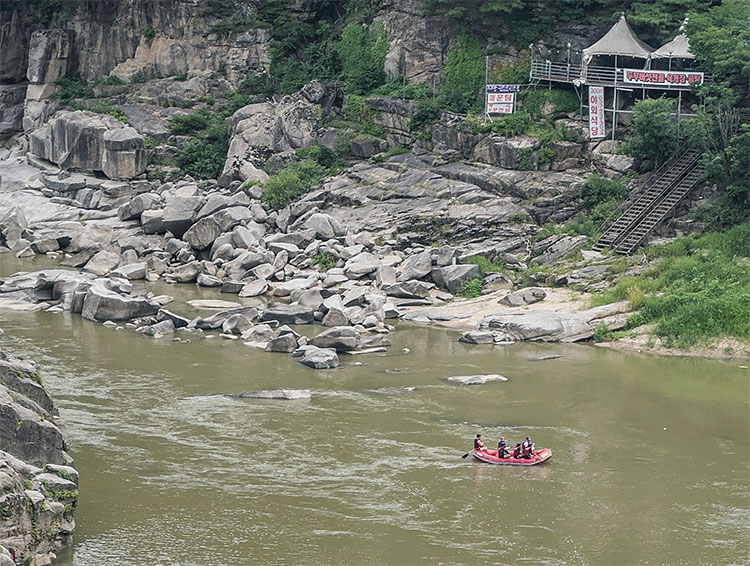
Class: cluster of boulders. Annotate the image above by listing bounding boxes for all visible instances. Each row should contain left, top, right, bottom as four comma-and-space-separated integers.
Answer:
0, 346, 78, 566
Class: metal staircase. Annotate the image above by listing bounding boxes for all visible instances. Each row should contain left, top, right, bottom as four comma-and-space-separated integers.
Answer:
592, 146, 704, 254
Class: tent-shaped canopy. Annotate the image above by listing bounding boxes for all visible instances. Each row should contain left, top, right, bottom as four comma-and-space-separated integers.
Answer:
583, 14, 654, 58
651, 22, 694, 59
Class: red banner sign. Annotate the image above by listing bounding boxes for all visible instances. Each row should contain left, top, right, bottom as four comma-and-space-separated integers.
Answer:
622, 69, 704, 86
588, 86, 605, 139
486, 89, 516, 115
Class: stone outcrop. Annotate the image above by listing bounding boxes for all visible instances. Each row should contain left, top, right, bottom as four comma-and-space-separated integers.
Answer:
0, 347, 77, 566
29, 111, 147, 179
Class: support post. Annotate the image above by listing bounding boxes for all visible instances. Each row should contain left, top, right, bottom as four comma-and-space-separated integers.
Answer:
677, 90, 682, 140
611, 86, 618, 154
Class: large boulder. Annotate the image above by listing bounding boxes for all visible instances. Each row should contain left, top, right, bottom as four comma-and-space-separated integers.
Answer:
310, 326, 359, 352
81, 280, 159, 321
183, 217, 221, 251
299, 346, 339, 369
118, 193, 160, 221
261, 303, 314, 325
343, 252, 380, 278
101, 127, 147, 180
477, 310, 592, 342
430, 264, 480, 294
82, 250, 120, 276
162, 196, 202, 238
398, 250, 432, 282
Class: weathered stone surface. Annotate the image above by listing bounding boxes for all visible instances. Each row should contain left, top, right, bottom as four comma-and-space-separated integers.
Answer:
82, 250, 120, 276
310, 326, 359, 352
231, 389, 311, 400
265, 332, 298, 353
183, 217, 221, 251
344, 252, 380, 278
162, 197, 202, 238
261, 304, 314, 325
430, 264, 480, 294
141, 209, 166, 234
81, 280, 158, 321
458, 331, 496, 344
299, 346, 339, 369
499, 287, 547, 307
102, 127, 147, 180
197, 273, 223, 287
118, 193, 160, 221
221, 313, 253, 335
142, 319, 175, 336
322, 307, 349, 327
239, 279, 269, 297
398, 250, 432, 282
111, 262, 147, 280
532, 235, 588, 266
477, 310, 592, 342
171, 261, 201, 283
447, 374, 508, 385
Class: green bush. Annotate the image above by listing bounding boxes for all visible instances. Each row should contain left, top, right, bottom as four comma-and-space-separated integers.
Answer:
311, 252, 338, 272
144, 25, 155, 42
89, 101, 128, 123
440, 32, 485, 113
261, 159, 327, 209
461, 255, 508, 276
101, 75, 125, 85
460, 277, 484, 298
409, 99, 440, 131
130, 72, 148, 84
372, 79, 434, 100
52, 73, 94, 103
176, 137, 226, 179
590, 224, 750, 347
521, 89, 579, 118
593, 322, 614, 342
170, 111, 211, 135
624, 97, 678, 170
580, 174, 627, 209
338, 22, 388, 95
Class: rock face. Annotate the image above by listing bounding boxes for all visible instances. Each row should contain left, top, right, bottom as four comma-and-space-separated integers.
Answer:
81, 279, 159, 321
0, 349, 77, 566
29, 111, 146, 180
219, 81, 342, 187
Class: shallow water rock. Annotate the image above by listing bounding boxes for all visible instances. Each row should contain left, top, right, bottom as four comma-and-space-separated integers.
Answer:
230, 389, 311, 400
447, 374, 508, 385
398, 250, 432, 282
81, 280, 159, 321
82, 250, 120, 276
261, 303, 314, 325
299, 346, 339, 369
310, 326, 359, 352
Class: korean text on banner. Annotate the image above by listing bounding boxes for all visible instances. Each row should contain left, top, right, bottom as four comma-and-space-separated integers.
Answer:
588, 86, 605, 139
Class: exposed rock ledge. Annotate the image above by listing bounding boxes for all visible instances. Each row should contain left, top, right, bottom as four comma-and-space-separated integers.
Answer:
0, 343, 77, 566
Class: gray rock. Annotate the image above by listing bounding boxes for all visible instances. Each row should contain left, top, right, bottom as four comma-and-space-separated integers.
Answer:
431, 264, 480, 294
158, 309, 190, 328
30, 238, 60, 254
302, 213, 344, 240
81, 280, 159, 321
499, 287, 546, 307
171, 261, 201, 283
477, 310, 593, 342
82, 250, 120, 275
162, 197, 202, 238
183, 217, 222, 251
239, 279, 269, 297
197, 273, 223, 287
221, 314, 253, 335
231, 389, 311, 400
112, 262, 147, 280
143, 319, 175, 336
261, 303, 315, 325
382, 280, 431, 299
483, 273, 514, 293
273, 276, 316, 297
118, 193, 160, 221
344, 252, 380, 278
241, 323, 275, 343
532, 235, 588, 266
322, 307, 349, 327
299, 346, 339, 369
141, 209, 166, 234
265, 332, 298, 353
102, 126, 147, 180
459, 331, 496, 344
310, 326, 359, 352
398, 250, 433, 282
447, 374, 508, 385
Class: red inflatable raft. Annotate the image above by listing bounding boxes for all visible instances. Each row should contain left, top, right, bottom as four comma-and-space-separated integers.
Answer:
472, 448, 552, 466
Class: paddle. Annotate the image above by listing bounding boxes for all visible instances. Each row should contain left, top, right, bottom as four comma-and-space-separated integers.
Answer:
461, 449, 474, 458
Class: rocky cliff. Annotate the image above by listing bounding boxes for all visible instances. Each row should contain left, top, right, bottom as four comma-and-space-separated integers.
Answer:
0, 344, 77, 566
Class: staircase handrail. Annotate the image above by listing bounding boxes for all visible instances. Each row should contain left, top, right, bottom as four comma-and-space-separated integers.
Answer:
592, 141, 698, 241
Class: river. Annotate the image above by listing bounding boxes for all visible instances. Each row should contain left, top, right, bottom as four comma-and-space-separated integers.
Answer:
0, 256, 748, 565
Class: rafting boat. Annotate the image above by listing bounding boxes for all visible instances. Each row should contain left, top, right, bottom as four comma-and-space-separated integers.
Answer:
472, 447, 552, 466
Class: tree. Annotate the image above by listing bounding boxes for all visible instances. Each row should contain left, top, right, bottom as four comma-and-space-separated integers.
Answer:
440, 32, 484, 113
337, 22, 388, 95
625, 97, 678, 170
687, 0, 750, 97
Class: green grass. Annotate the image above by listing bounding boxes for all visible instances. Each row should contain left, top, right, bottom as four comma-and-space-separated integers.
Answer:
591, 225, 750, 348
460, 255, 509, 276
311, 252, 338, 272
460, 277, 483, 298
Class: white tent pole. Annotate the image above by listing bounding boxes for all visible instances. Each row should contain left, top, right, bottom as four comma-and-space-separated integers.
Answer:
612, 86, 618, 153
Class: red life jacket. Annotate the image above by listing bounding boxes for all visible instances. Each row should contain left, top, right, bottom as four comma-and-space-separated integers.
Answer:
474, 437, 484, 450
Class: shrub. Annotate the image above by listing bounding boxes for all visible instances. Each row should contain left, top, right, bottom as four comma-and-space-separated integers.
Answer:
409, 99, 441, 132
89, 101, 128, 123
176, 137, 226, 179
311, 252, 338, 272
338, 22, 388, 95
440, 32, 485, 113
130, 72, 148, 84
261, 160, 327, 209
624, 97, 678, 170
170, 111, 211, 134
101, 75, 124, 85
52, 73, 94, 103
521, 89, 579, 119
580, 174, 627, 209
461, 255, 507, 276
372, 79, 433, 100
460, 277, 483, 299
593, 323, 613, 342
144, 25, 155, 42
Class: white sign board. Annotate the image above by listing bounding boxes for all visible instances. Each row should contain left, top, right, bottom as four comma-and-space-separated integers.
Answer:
588, 86, 605, 139
622, 69, 704, 87
486, 91, 515, 115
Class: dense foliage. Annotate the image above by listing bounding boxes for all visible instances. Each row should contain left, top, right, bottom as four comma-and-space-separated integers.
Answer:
624, 97, 678, 170
338, 22, 389, 95
440, 33, 485, 113
592, 224, 750, 348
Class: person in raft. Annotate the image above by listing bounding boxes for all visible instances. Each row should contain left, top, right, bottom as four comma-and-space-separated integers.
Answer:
522, 436, 534, 458
474, 434, 486, 451
512, 442, 522, 458
497, 437, 509, 458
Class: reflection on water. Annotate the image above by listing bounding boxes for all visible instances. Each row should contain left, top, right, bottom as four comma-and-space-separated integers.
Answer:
0, 256, 748, 565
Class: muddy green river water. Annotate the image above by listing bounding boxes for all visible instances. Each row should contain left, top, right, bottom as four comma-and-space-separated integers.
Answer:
0, 256, 748, 565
